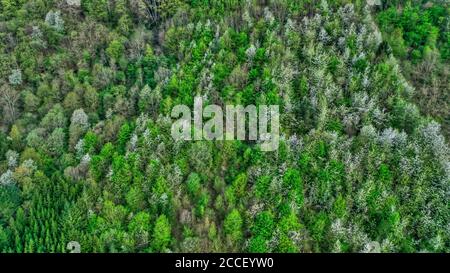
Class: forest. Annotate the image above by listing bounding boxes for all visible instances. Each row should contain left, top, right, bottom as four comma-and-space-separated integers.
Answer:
0, 0, 449, 253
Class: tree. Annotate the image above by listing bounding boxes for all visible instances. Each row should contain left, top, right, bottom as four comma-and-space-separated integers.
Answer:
83, 0, 109, 21
128, 212, 150, 250
0, 83, 20, 125
224, 209, 243, 244
0, 0, 448, 254
40, 104, 67, 132
69, 109, 89, 148
8, 69, 22, 85
9, 125, 22, 151
107, 39, 125, 61
283, 169, 304, 208
0, 170, 15, 186
83, 84, 99, 113
63, 92, 82, 113
47, 128, 66, 156
232, 173, 247, 198
186, 173, 201, 199
248, 211, 274, 253
138, 85, 161, 116
152, 215, 171, 252
23, 90, 40, 112
45, 10, 64, 32
0, 132, 8, 161
277, 212, 302, 253
126, 185, 146, 211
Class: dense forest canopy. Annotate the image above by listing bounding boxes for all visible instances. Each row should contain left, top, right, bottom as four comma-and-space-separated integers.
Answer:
0, 0, 449, 253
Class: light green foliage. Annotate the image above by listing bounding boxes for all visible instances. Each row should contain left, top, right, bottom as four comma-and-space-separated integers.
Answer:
152, 215, 171, 252
224, 209, 243, 243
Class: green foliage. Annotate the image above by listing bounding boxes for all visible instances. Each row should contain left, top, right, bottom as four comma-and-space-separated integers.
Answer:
377, 4, 448, 61
248, 211, 274, 253
231, 173, 247, 198
0, 0, 448, 254
376, 2, 449, 137
255, 175, 271, 200
283, 169, 304, 208
186, 173, 201, 198
117, 122, 133, 153
107, 39, 125, 61
152, 215, 171, 252
277, 212, 302, 253
224, 209, 243, 243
